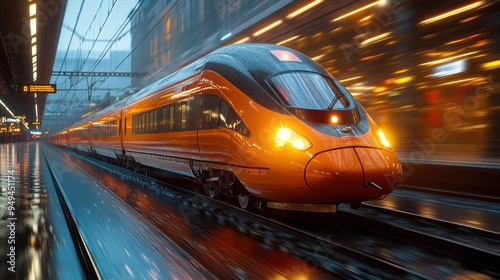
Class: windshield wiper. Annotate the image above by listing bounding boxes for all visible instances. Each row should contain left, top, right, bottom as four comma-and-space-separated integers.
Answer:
327, 97, 337, 110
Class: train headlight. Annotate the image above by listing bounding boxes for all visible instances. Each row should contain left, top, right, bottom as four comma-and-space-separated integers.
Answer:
377, 129, 391, 148
276, 127, 312, 150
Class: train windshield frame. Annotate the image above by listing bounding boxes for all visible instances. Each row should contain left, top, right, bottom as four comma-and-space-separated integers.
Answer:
268, 71, 353, 110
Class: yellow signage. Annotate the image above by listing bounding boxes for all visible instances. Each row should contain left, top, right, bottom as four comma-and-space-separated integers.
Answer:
20, 84, 57, 94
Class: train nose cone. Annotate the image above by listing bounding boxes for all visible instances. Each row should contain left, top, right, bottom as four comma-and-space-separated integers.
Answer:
305, 148, 401, 199
355, 147, 402, 192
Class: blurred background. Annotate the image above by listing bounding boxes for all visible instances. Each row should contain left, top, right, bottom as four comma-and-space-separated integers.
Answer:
27, 0, 500, 161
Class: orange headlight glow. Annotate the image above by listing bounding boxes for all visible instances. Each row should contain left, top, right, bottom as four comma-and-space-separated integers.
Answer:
276, 127, 312, 150
378, 129, 391, 148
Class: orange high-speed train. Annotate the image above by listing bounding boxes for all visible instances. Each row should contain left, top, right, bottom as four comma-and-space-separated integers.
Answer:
49, 44, 402, 212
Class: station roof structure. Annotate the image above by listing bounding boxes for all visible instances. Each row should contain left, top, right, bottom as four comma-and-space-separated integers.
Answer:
0, 0, 67, 124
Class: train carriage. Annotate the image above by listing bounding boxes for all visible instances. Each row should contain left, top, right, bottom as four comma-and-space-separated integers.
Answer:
51, 44, 402, 212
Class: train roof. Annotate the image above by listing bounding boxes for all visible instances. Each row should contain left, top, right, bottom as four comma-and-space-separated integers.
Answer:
206, 43, 327, 79
202, 43, 329, 113
57, 44, 331, 133
126, 43, 330, 113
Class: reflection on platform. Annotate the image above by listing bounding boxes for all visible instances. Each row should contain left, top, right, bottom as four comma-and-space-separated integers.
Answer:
0, 143, 85, 280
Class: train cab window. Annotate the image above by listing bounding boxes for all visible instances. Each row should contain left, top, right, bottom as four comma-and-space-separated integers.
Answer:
219, 99, 251, 138
269, 72, 352, 110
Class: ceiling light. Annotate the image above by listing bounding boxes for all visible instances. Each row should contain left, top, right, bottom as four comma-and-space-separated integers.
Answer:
420, 1, 484, 25
287, 0, 323, 19
332, 1, 380, 21
29, 3, 36, 17
30, 18, 37, 36
253, 20, 283, 37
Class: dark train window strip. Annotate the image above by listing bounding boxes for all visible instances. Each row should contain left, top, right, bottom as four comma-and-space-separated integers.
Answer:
131, 94, 250, 138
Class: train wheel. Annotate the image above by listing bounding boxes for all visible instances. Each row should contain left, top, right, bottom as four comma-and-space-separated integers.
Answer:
237, 192, 253, 210
204, 182, 220, 199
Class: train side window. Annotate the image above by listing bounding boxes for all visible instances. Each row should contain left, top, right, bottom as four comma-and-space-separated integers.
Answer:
151, 110, 156, 132
145, 112, 150, 133
136, 114, 141, 134
132, 116, 136, 134
174, 102, 188, 131
134, 114, 138, 134
131, 116, 134, 134
168, 105, 175, 130
137, 114, 143, 134
161, 107, 168, 132
139, 114, 143, 134
189, 96, 202, 129
200, 94, 220, 129
219, 99, 251, 138
111, 120, 117, 137
228, 109, 250, 138
124, 117, 127, 135
181, 102, 187, 130
219, 100, 229, 129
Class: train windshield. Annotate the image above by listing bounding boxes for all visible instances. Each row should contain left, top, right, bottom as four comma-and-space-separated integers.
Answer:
269, 72, 351, 110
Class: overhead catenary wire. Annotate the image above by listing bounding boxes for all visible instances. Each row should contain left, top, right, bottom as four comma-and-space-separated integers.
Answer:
62, 0, 143, 102
49, 1, 230, 125
53, 0, 86, 85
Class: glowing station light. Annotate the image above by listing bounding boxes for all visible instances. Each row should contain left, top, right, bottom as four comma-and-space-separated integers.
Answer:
253, 20, 283, 37
29, 0, 38, 127
287, 0, 324, 19
420, 1, 484, 25
332, 1, 382, 22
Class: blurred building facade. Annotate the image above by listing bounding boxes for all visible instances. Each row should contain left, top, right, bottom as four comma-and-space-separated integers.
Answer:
129, 0, 500, 158
129, 0, 292, 87
44, 50, 132, 133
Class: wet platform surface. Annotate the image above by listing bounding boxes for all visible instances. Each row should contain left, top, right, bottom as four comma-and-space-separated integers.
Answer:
0, 142, 85, 279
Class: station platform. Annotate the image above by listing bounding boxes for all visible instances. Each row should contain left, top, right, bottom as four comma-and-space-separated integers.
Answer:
0, 142, 212, 279
397, 149, 500, 169
395, 147, 500, 198
0, 142, 85, 279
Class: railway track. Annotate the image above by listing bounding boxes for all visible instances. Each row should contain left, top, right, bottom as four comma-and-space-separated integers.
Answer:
54, 146, 500, 278
338, 205, 499, 277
